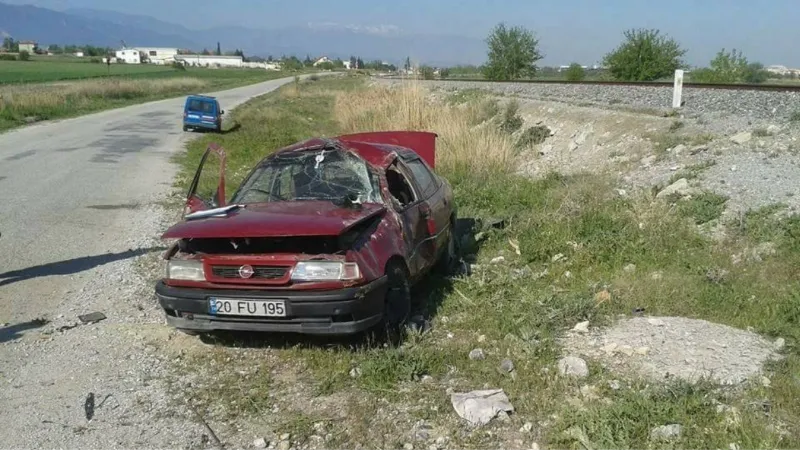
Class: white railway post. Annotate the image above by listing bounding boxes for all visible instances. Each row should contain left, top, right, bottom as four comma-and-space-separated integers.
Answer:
672, 69, 684, 108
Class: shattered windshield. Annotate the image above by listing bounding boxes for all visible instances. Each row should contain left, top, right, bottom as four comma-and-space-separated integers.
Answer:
231, 147, 383, 204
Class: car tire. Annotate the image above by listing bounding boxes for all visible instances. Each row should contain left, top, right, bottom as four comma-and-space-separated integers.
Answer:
434, 218, 458, 274
381, 261, 411, 333
183, 125, 190, 132
177, 329, 199, 336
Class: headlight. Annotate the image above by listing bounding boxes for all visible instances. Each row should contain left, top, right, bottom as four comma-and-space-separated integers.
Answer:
166, 260, 205, 281
291, 261, 361, 281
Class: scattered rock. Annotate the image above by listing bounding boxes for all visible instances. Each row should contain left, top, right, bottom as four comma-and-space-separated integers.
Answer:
579, 385, 600, 401
413, 421, 431, 441
490, 256, 505, 264
623, 264, 637, 273
635, 346, 650, 356
520, 422, 534, 433
557, 356, 589, 378
469, 348, 486, 361
349, 367, 362, 378
650, 424, 683, 441
619, 345, 634, 356
656, 178, 690, 199
568, 141, 579, 151
705, 267, 729, 284
647, 318, 665, 327
253, 438, 268, 449
403, 444, 414, 450
767, 124, 781, 135
279, 434, 291, 441
421, 375, 434, 384
641, 155, 656, 167
672, 144, 687, 155
609, 380, 621, 390
690, 144, 709, 155
602, 343, 618, 355
477, 334, 487, 343
551, 253, 565, 263
774, 338, 785, 351
761, 376, 771, 387
539, 144, 553, 156
277, 441, 291, 450
450, 389, 514, 426
730, 132, 752, 145
572, 321, 590, 334
499, 359, 515, 373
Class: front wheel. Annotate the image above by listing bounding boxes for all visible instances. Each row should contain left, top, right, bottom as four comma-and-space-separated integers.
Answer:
381, 262, 411, 334
434, 219, 458, 274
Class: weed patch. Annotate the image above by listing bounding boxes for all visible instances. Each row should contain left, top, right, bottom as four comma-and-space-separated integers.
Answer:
675, 191, 728, 224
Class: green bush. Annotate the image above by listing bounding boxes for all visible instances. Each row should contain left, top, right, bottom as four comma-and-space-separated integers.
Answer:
0, 54, 17, 61
517, 125, 551, 149
499, 99, 523, 133
565, 63, 586, 81
17, 50, 30, 61
603, 28, 686, 81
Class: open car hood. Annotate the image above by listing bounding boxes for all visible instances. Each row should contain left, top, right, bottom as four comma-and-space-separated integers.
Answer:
162, 201, 386, 239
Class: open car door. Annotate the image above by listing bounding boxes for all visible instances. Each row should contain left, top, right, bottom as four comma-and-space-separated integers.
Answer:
184, 143, 227, 218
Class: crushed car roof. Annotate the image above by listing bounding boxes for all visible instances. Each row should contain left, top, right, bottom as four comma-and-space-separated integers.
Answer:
268, 131, 437, 170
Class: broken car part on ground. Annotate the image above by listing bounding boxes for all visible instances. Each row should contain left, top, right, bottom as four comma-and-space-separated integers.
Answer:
155, 131, 458, 336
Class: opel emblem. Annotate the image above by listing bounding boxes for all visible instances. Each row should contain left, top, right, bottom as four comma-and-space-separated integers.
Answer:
238, 265, 254, 278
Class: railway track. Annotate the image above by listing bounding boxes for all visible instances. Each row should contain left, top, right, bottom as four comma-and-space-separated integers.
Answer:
385, 76, 800, 92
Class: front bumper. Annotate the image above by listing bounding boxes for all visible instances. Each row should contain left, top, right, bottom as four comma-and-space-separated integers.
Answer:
155, 276, 387, 335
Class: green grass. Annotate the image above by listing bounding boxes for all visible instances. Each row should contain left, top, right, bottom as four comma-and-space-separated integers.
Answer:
169, 76, 800, 449
0, 63, 310, 132
0, 59, 173, 84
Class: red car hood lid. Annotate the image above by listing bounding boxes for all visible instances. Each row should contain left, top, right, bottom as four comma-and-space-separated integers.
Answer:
162, 201, 386, 239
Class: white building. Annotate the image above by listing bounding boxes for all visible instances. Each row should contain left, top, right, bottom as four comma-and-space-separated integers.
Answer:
175, 54, 243, 68
136, 47, 179, 64
313, 56, 331, 66
116, 49, 141, 64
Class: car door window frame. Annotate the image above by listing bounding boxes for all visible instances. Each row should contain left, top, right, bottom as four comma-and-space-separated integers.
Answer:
385, 159, 421, 212
403, 156, 439, 199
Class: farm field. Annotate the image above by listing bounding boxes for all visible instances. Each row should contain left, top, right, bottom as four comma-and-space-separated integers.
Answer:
0, 59, 174, 84
0, 59, 313, 131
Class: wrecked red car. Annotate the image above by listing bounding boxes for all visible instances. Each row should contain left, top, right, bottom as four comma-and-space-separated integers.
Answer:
155, 131, 457, 336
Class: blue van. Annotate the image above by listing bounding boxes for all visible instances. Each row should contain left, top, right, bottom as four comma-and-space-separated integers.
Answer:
183, 95, 224, 132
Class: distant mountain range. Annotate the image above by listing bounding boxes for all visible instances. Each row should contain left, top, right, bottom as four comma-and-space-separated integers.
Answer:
0, 2, 487, 66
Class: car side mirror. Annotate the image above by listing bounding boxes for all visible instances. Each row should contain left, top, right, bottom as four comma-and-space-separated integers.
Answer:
220, 110, 225, 115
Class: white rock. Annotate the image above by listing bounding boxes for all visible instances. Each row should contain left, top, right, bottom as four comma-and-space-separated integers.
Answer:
761, 376, 771, 387
403, 444, 414, 450
650, 424, 683, 441
477, 334, 486, 343
279, 434, 291, 441
648, 318, 666, 327
557, 356, 589, 378
730, 132, 752, 145
609, 380, 621, 390
551, 253, 565, 262
490, 256, 505, 264
623, 264, 637, 273
568, 141, 579, 151
520, 422, 534, 433
619, 345, 634, 356
499, 358, 515, 373
635, 346, 650, 356
349, 367, 362, 378
253, 438, 268, 449
469, 348, 485, 360
656, 178, 690, 199
774, 337, 785, 350
672, 144, 687, 155
277, 441, 291, 450
573, 321, 590, 333
601, 343, 618, 354
531, 443, 540, 450
450, 389, 514, 426
767, 125, 781, 135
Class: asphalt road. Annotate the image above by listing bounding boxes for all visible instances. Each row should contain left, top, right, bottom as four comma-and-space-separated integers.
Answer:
0, 75, 310, 326
0, 74, 318, 448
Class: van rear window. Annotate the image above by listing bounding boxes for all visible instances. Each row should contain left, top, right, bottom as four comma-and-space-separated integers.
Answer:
188, 99, 214, 113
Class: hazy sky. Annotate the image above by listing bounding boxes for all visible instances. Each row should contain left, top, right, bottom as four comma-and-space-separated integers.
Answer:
5, 0, 799, 66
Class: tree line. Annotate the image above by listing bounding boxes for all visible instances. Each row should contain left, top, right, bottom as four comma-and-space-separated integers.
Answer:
481, 23, 776, 83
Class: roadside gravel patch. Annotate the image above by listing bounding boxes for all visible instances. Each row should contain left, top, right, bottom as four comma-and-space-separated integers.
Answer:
561, 316, 784, 385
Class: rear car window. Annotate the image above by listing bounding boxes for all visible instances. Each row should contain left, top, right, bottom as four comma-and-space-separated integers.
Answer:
187, 99, 214, 113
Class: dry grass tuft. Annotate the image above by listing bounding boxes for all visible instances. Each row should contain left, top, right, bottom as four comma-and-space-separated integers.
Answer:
333, 80, 514, 174
0, 77, 208, 130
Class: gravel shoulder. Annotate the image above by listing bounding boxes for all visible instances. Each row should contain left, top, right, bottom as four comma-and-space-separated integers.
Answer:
0, 75, 318, 448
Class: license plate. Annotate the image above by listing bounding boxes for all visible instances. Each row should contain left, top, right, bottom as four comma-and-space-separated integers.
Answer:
187, 114, 199, 119
209, 298, 287, 317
